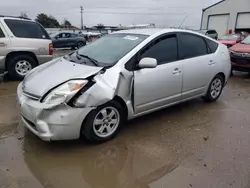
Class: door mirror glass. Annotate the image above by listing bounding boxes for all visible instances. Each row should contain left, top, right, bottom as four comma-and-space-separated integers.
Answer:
138, 58, 157, 69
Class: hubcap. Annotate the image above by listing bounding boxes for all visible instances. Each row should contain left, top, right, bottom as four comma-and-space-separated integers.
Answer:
210, 78, 222, 99
78, 42, 84, 48
93, 107, 120, 138
15, 60, 32, 76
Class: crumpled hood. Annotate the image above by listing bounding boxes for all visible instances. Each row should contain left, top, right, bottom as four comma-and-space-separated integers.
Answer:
22, 57, 103, 97
230, 43, 250, 53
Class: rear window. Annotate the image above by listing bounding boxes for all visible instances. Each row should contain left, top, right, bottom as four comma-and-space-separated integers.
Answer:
205, 39, 218, 53
4, 19, 50, 39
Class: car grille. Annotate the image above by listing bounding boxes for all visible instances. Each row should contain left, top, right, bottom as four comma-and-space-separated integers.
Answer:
231, 57, 250, 65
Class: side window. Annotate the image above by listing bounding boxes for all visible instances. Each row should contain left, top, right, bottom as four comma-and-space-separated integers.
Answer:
205, 38, 218, 53
4, 19, 50, 39
140, 34, 178, 65
179, 33, 208, 59
61, 33, 67, 38
0, 27, 5, 38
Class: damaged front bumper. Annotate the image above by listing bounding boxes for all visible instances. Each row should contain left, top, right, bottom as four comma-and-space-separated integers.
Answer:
17, 83, 94, 141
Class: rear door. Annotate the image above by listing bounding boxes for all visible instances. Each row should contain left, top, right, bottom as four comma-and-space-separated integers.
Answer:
69, 33, 78, 46
178, 32, 216, 100
134, 33, 183, 114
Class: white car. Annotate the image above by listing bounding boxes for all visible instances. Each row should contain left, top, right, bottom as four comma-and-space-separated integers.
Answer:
17, 29, 231, 143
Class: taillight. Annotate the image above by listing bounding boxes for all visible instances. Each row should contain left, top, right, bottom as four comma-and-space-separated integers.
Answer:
49, 43, 54, 55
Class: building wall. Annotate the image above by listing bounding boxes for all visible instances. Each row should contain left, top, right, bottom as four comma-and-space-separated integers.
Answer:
201, 0, 250, 31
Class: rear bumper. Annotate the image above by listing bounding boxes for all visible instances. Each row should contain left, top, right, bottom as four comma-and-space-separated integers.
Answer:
37, 55, 53, 65
17, 83, 94, 141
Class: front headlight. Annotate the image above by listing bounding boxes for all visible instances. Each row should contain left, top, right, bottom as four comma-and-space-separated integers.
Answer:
43, 80, 88, 104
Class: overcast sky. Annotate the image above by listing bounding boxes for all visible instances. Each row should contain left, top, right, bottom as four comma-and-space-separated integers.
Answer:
1, 0, 220, 28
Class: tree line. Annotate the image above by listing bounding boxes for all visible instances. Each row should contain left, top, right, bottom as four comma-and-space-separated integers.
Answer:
20, 12, 72, 28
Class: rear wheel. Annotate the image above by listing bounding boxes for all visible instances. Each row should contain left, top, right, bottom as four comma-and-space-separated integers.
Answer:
8, 55, 37, 80
202, 75, 224, 102
77, 41, 85, 49
81, 100, 125, 143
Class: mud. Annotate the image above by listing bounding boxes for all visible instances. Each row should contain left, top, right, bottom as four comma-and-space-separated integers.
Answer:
0, 73, 250, 188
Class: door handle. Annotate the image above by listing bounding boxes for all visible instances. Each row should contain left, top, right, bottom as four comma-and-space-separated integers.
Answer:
208, 60, 215, 65
173, 68, 181, 74
0, 42, 6, 47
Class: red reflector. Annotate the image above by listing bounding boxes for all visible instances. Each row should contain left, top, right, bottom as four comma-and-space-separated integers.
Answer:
49, 43, 54, 55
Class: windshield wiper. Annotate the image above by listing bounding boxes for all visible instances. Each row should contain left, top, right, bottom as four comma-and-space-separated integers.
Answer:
76, 51, 99, 66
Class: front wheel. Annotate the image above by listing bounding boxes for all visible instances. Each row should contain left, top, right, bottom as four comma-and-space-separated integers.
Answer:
81, 100, 125, 143
202, 75, 224, 102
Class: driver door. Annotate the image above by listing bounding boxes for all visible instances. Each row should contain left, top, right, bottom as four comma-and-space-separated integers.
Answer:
134, 34, 183, 114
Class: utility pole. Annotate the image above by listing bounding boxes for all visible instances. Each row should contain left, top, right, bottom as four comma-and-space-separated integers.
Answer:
80, 6, 83, 30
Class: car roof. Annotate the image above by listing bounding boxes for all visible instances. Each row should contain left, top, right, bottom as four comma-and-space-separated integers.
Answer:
113, 28, 199, 36
0, 16, 33, 22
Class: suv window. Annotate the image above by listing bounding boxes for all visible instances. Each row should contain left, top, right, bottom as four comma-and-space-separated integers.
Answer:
141, 34, 178, 65
179, 33, 208, 59
0, 27, 5, 38
205, 39, 218, 53
4, 19, 50, 39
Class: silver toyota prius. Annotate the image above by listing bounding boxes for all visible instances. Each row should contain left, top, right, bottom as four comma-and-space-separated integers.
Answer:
17, 29, 231, 143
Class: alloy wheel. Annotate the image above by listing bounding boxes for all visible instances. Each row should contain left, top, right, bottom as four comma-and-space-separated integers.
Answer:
93, 107, 120, 138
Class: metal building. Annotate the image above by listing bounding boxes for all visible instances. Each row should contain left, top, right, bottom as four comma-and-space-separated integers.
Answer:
201, 0, 250, 37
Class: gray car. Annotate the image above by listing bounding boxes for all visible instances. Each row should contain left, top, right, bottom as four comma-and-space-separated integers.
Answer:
0, 16, 53, 80
52, 32, 86, 49
17, 29, 231, 143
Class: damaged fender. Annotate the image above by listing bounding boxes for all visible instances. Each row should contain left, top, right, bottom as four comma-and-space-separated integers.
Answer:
75, 66, 133, 108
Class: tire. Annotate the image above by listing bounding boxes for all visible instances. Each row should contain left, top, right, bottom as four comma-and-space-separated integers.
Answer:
202, 75, 224, 102
77, 41, 85, 49
81, 100, 126, 143
8, 55, 37, 80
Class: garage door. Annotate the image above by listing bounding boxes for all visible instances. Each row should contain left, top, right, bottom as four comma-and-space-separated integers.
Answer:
207, 14, 229, 38
236, 13, 250, 29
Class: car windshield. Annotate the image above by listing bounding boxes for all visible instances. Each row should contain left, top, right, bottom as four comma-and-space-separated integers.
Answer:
69, 33, 148, 67
241, 35, 250, 44
220, 35, 239, 41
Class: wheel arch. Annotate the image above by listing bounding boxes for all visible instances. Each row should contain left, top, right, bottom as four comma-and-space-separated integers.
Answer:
5, 51, 38, 70
113, 96, 128, 120
216, 72, 226, 85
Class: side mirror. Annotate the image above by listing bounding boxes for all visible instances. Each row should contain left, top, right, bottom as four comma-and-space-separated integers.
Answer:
55, 36, 59, 39
138, 57, 157, 69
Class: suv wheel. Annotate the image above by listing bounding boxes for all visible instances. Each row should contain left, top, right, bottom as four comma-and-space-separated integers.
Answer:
81, 100, 125, 143
8, 55, 37, 80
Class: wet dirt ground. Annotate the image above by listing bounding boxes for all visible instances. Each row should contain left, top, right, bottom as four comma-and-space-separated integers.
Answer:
0, 73, 250, 188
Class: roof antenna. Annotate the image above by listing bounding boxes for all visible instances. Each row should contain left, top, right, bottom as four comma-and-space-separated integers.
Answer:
178, 14, 188, 29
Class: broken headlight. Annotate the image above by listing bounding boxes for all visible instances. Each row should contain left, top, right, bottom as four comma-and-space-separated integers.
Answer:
43, 80, 88, 104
